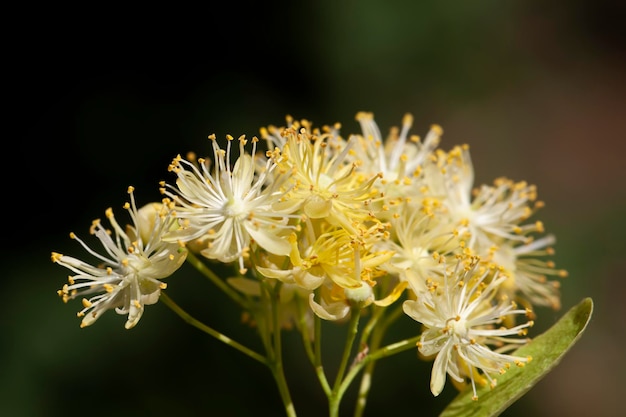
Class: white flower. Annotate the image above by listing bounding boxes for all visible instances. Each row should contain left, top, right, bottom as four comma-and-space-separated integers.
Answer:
424, 145, 545, 255
403, 255, 533, 400
380, 201, 463, 293
53, 187, 187, 329
490, 235, 567, 311
352, 112, 441, 187
161, 134, 296, 273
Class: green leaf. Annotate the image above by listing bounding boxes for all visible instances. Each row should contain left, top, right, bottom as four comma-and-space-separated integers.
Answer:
440, 297, 594, 417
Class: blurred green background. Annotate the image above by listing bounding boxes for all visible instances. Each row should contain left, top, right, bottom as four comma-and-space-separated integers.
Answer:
5, 1, 625, 416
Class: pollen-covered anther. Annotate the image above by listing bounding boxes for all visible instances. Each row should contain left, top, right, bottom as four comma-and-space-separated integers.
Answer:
535, 221, 545, 233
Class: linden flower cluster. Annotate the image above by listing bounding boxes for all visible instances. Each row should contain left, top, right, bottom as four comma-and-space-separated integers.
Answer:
52, 112, 568, 415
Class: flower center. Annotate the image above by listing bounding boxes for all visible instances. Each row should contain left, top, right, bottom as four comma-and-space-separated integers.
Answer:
224, 197, 248, 219
345, 281, 373, 303
450, 316, 468, 339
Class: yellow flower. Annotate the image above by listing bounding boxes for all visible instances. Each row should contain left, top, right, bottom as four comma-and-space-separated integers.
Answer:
52, 187, 186, 329
267, 118, 382, 234
300, 226, 401, 320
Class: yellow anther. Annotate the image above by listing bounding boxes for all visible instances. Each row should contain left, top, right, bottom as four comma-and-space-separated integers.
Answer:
430, 124, 443, 135
535, 221, 545, 233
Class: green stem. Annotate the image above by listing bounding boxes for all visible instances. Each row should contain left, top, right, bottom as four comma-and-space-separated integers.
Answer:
328, 307, 362, 417
353, 304, 405, 417
354, 326, 383, 416
354, 359, 376, 417
160, 291, 266, 365
270, 363, 297, 417
295, 296, 330, 395
296, 295, 315, 363
264, 279, 297, 417
312, 312, 332, 395
338, 334, 422, 402
184, 250, 248, 308
296, 295, 332, 396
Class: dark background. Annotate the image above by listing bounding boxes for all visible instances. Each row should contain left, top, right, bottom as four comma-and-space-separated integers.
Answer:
4, 1, 625, 416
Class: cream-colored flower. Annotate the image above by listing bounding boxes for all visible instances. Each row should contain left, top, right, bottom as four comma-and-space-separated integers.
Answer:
52, 187, 186, 329
351, 112, 443, 217
379, 200, 464, 293
403, 255, 533, 400
424, 145, 545, 255
489, 235, 567, 311
161, 134, 296, 273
